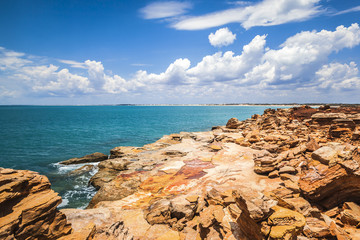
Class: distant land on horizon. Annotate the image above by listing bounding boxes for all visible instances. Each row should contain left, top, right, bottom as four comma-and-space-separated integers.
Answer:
1, 103, 360, 107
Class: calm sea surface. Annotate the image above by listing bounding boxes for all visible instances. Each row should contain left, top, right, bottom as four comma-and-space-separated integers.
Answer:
0, 105, 286, 208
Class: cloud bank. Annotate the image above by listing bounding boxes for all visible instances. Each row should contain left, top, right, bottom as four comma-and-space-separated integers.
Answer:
1, 24, 360, 103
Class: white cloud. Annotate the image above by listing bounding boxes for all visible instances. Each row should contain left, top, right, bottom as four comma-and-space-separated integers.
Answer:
0, 48, 32, 71
189, 35, 266, 82
58, 59, 87, 69
316, 62, 360, 90
140, 1, 192, 19
133, 58, 192, 87
32, 68, 93, 95
208, 27, 236, 47
334, 5, 360, 16
1, 23, 360, 103
172, 0, 322, 30
255, 23, 360, 88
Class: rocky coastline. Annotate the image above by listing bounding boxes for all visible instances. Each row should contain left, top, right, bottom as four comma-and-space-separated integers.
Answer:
1, 105, 360, 239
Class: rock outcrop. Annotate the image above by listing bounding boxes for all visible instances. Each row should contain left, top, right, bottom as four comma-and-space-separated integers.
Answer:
60, 152, 108, 165
0, 168, 72, 239
4, 104, 360, 239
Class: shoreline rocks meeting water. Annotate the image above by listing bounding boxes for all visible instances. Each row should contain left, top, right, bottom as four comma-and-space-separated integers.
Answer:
1, 105, 360, 239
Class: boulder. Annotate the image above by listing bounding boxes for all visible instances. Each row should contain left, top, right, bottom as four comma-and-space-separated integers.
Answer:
311, 146, 338, 166
299, 163, 360, 209
98, 158, 130, 171
233, 191, 263, 240
268, 206, 306, 240
60, 152, 108, 165
145, 199, 172, 225
303, 217, 331, 238
332, 118, 356, 131
254, 156, 279, 174
170, 196, 196, 220
278, 166, 297, 175
306, 136, 319, 152
340, 202, 360, 226
311, 113, 346, 125
226, 118, 241, 129
0, 168, 72, 239
88, 172, 141, 208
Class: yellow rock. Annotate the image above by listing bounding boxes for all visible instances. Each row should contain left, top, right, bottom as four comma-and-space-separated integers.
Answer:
269, 226, 295, 240
268, 206, 306, 239
156, 229, 180, 240
235, 137, 245, 145
269, 206, 306, 227
186, 195, 199, 203
201, 157, 213, 162
209, 144, 222, 151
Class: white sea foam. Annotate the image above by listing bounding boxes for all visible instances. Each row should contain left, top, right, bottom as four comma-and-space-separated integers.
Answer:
53, 161, 99, 209
58, 197, 69, 208
52, 162, 99, 174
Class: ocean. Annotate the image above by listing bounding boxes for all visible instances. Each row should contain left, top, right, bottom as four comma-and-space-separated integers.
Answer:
0, 105, 287, 208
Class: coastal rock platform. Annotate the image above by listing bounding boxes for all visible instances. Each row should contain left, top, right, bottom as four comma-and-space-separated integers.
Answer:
2, 105, 360, 239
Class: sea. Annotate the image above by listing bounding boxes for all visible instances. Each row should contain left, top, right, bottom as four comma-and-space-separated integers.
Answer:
0, 105, 288, 209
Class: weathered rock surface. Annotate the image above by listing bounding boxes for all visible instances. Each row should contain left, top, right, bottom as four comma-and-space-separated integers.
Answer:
5, 105, 360, 239
226, 117, 241, 129
0, 168, 72, 239
70, 105, 360, 239
60, 152, 108, 165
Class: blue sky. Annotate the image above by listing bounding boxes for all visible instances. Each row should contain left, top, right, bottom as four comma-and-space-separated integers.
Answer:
0, 0, 360, 104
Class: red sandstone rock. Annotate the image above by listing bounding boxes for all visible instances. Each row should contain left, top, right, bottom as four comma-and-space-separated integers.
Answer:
0, 168, 72, 239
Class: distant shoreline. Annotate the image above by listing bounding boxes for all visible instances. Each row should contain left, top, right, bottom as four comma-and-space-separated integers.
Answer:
1, 103, 359, 107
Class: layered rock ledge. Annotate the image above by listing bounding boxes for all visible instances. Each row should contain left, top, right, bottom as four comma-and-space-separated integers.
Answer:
2, 105, 360, 239
0, 168, 72, 239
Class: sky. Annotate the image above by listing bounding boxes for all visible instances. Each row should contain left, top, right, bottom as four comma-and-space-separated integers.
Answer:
0, 0, 360, 105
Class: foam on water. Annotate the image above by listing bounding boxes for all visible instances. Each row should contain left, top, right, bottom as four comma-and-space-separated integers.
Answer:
59, 186, 97, 209
52, 162, 99, 174
58, 198, 69, 208
51, 162, 99, 209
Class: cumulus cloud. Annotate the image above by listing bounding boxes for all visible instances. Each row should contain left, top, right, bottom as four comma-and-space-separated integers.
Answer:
256, 23, 360, 88
316, 62, 360, 90
140, 1, 192, 19
172, 0, 322, 30
32, 68, 92, 95
1, 23, 360, 102
189, 35, 266, 82
208, 28, 236, 47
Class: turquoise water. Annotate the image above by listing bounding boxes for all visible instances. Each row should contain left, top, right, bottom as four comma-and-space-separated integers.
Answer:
0, 105, 283, 208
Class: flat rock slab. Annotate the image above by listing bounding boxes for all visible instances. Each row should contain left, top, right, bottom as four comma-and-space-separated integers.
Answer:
60, 152, 108, 165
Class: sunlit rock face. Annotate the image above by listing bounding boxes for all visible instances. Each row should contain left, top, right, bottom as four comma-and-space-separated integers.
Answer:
0, 168, 72, 239
62, 105, 360, 239
3, 105, 360, 239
